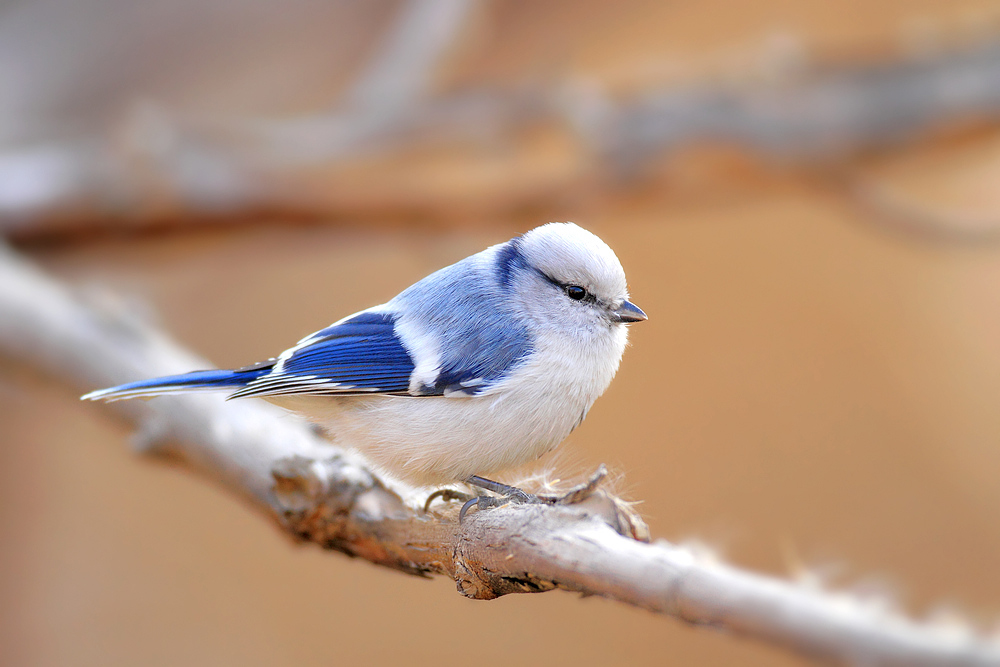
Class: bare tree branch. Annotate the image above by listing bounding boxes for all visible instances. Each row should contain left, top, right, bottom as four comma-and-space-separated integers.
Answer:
600, 42, 1000, 167
6, 42, 1000, 240
1, 242, 999, 665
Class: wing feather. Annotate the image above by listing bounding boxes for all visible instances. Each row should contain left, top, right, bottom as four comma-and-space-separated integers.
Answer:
228, 311, 414, 399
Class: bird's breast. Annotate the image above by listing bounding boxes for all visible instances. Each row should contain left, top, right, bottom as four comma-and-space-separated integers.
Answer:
273, 325, 628, 486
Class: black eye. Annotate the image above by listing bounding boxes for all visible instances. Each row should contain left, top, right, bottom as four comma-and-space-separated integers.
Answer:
565, 285, 587, 301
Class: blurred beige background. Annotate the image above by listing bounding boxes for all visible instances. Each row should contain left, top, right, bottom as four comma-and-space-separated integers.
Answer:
3, 1, 1000, 665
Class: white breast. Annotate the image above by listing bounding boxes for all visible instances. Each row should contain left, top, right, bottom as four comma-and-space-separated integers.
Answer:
272, 324, 628, 486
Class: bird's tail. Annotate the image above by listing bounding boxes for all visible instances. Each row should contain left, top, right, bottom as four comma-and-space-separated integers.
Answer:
81, 367, 270, 402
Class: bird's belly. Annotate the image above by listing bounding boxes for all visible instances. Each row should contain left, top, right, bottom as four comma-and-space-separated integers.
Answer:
273, 387, 587, 486
270, 326, 625, 486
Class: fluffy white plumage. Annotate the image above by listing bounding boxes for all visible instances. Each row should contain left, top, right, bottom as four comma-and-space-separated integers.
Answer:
84, 222, 646, 486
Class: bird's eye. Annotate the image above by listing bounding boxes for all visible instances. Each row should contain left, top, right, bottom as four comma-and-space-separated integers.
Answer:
565, 285, 588, 301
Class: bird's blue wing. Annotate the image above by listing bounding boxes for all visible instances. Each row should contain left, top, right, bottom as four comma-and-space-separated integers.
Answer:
416, 320, 532, 396
386, 242, 534, 397
230, 240, 536, 400
228, 311, 415, 398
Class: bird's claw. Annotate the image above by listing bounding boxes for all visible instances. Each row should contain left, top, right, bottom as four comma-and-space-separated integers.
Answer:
423, 481, 538, 521
457, 475, 549, 523
427, 467, 610, 522
458, 488, 544, 522
459, 495, 496, 522
423, 488, 472, 513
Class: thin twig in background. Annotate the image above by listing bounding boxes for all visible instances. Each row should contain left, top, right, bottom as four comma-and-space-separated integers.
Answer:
1, 242, 998, 666
826, 168, 1000, 245
344, 0, 478, 110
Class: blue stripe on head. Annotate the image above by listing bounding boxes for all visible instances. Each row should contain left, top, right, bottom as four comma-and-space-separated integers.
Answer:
495, 236, 529, 288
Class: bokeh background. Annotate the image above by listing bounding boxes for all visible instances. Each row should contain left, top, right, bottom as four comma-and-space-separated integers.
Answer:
4, 1, 1000, 665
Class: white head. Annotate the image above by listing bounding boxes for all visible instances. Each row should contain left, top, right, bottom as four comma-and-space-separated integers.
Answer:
505, 222, 646, 335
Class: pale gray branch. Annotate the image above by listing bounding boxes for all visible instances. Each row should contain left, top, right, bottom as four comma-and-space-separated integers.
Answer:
5, 43, 1000, 239
602, 42, 1000, 167
1, 242, 998, 666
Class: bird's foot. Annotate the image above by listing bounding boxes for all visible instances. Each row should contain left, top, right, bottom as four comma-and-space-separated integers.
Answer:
458, 475, 552, 523
422, 488, 472, 513
424, 466, 610, 522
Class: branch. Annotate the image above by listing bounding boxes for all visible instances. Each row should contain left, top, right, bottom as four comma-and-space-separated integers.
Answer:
7, 42, 1000, 240
600, 42, 1000, 167
1, 241, 998, 666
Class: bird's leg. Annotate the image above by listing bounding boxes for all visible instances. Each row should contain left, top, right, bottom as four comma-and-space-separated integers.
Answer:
458, 475, 554, 522
464, 475, 536, 501
426, 466, 612, 519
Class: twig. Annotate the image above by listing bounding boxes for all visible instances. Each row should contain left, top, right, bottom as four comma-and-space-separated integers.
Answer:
826, 168, 1000, 245
344, 0, 478, 110
1, 242, 999, 665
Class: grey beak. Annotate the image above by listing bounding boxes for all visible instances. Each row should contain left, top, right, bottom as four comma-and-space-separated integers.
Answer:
610, 300, 647, 323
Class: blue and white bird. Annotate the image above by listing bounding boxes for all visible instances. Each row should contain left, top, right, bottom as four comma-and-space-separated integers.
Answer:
83, 222, 646, 489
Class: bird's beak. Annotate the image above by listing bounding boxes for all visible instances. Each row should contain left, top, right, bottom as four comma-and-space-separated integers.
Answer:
610, 300, 647, 323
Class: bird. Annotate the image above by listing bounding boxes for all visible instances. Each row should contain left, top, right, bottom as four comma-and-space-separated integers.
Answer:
83, 222, 646, 506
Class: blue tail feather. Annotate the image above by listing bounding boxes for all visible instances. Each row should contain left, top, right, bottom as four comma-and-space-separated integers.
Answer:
82, 367, 270, 402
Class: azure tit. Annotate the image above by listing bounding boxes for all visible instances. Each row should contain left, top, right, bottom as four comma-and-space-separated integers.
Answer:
84, 223, 646, 504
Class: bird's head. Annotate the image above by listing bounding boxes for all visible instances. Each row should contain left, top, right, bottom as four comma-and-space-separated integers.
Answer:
500, 222, 646, 338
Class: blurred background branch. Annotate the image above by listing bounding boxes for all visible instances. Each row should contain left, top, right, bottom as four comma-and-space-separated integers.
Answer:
3, 1, 1000, 240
